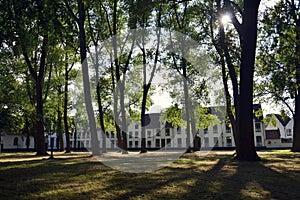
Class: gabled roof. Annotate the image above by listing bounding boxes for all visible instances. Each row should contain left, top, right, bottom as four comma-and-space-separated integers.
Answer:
253, 104, 263, 122
274, 114, 290, 127
266, 113, 291, 127
144, 113, 173, 129
208, 104, 264, 122
207, 106, 226, 121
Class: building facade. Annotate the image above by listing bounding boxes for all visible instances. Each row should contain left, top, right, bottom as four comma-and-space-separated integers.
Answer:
70, 109, 266, 150
265, 114, 293, 148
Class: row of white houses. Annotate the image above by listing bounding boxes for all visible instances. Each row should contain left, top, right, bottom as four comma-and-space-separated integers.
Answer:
68, 105, 294, 150
0, 105, 295, 151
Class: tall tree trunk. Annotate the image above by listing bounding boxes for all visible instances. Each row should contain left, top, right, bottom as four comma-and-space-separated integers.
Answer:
140, 25, 161, 153
120, 79, 128, 153
25, 115, 30, 150
97, 82, 107, 153
35, 77, 46, 155
293, 95, 300, 151
94, 46, 106, 153
191, 110, 198, 151
78, 0, 100, 155
140, 86, 148, 153
236, 0, 260, 161
73, 118, 77, 150
112, 0, 127, 152
64, 63, 71, 153
292, 4, 300, 152
183, 66, 191, 152
215, 0, 240, 154
57, 106, 64, 151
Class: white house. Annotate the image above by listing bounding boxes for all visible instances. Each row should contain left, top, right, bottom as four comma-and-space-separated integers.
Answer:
70, 104, 267, 150
199, 104, 265, 148
265, 114, 293, 148
0, 133, 35, 150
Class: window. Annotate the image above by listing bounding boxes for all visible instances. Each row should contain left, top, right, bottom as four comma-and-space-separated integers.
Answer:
281, 138, 293, 143
147, 141, 152, 148
135, 131, 139, 138
106, 132, 109, 138
13, 137, 19, 146
177, 127, 182, 134
204, 137, 209, 147
213, 125, 218, 133
204, 128, 208, 134
177, 138, 182, 148
86, 140, 90, 148
135, 141, 139, 148
110, 131, 114, 138
111, 140, 115, 148
214, 137, 219, 147
256, 136, 262, 147
286, 129, 292, 136
135, 124, 139, 129
255, 122, 261, 132
129, 141, 133, 148
166, 139, 171, 147
156, 129, 161, 136
147, 131, 152, 138
226, 136, 232, 147
155, 139, 160, 147
129, 131, 133, 138
165, 129, 170, 136
226, 124, 231, 133
161, 139, 166, 147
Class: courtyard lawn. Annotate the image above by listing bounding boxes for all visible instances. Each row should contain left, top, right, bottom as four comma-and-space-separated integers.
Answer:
0, 150, 300, 200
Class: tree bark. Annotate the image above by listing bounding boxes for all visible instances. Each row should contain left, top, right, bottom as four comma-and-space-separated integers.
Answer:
78, 0, 101, 155
292, 1, 300, 152
64, 60, 71, 153
57, 106, 64, 151
236, 0, 260, 161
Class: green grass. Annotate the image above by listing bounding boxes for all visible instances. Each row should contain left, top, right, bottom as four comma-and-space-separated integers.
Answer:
1, 151, 300, 200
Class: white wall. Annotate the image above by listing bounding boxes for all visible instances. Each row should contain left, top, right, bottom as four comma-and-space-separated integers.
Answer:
1, 134, 35, 149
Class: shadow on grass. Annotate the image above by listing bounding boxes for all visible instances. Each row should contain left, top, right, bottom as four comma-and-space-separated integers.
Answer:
107, 156, 300, 200
1, 153, 300, 199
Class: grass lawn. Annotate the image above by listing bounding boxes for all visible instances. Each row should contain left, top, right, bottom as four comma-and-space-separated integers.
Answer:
1, 150, 300, 200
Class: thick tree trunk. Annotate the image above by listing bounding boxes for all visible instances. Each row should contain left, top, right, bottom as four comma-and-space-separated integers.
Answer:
36, 77, 46, 155
25, 116, 30, 150
183, 72, 191, 152
292, 13, 300, 152
140, 87, 148, 153
64, 67, 71, 153
191, 111, 198, 151
120, 82, 128, 153
236, 0, 260, 161
96, 82, 107, 153
292, 94, 300, 151
78, 0, 100, 155
57, 106, 64, 151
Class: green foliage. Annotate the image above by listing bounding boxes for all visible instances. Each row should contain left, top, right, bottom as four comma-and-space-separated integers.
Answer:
263, 114, 278, 127
196, 107, 221, 129
160, 104, 184, 128
256, 0, 300, 113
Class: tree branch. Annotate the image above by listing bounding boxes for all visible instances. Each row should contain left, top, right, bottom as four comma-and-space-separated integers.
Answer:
64, 0, 79, 23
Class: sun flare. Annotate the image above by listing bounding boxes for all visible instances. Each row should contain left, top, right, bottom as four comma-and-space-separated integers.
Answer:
221, 14, 231, 25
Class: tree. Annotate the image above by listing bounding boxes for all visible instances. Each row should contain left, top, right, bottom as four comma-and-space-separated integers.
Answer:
65, 0, 101, 155
208, 0, 261, 161
3, 0, 64, 155
257, 0, 300, 152
126, 0, 163, 153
